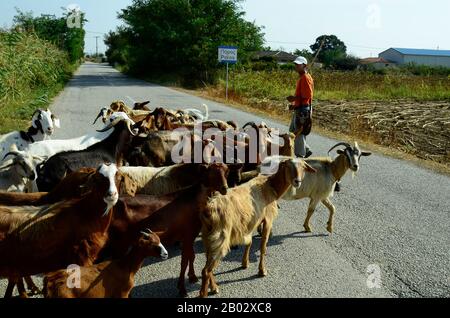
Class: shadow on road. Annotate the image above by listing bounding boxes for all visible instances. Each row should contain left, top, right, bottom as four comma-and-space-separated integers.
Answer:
134, 230, 329, 297
68, 74, 155, 88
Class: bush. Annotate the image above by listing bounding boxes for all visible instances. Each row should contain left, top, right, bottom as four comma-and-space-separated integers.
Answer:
400, 63, 450, 77
332, 55, 359, 71
0, 30, 72, 102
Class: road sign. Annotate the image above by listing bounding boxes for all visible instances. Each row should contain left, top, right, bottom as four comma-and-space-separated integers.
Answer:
218, 46, 238, 64
218, 46, 237, 100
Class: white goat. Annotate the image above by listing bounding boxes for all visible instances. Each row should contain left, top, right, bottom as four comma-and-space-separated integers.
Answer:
198, 156, 316, 297
282, 141, 371, 233
182, 104, 209, 122
23, 112, 133, 159
0, 109, 60, 160
0, 145, 44, 192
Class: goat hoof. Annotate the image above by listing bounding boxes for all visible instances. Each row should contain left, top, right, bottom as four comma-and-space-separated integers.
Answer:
242, 263, 249, 269
210, 288, 219, 295
303, 227, 312, 233
179, 290, 188, 298
326, 226, 333, 233
189, 275, 199, 284
258, 269, 267, 277
29, 289, 41, 296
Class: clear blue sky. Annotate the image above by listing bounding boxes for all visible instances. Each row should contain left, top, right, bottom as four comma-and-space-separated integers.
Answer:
0, 0, 449, 57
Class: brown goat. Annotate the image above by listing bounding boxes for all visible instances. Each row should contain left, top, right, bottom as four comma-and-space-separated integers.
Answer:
0, 166, 165, 298
103, 163, 230, 297
0, 164, 120, 296
43, 229, 168, 298
199, 157, 316, 297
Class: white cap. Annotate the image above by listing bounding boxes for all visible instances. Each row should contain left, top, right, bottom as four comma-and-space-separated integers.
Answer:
293, 56, 308, 65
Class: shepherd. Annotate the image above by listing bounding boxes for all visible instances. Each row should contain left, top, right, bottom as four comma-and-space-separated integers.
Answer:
287, 56, 314, 158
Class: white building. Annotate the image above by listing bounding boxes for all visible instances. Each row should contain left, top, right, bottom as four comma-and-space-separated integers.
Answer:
379, 48, 450, 68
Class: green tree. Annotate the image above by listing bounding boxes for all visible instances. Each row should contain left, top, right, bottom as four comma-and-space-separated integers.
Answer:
293, 49, 313, 62
107, 0, 265, 85
13, 8, 86, 63
332, 54, 360, 71
310, 35, 346, 67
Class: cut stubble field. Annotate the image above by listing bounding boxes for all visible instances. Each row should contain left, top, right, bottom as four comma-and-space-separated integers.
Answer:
181, 69, 450, 173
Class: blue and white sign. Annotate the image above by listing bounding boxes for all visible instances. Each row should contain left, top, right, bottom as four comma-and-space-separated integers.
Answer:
218, 46, 238, 64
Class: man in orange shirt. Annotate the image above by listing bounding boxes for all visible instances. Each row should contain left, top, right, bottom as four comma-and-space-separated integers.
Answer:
287, 56, 314, 158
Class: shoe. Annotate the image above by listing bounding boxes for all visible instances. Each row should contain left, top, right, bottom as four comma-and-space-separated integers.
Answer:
334, 182, 341, 192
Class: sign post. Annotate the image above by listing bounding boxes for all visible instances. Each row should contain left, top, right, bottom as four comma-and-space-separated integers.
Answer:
218, 46, 238, 100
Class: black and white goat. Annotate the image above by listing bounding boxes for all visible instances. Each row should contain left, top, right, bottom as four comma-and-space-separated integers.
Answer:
0, 145, 45, 192
0, 109, 60, 160
35, 116, 138, 192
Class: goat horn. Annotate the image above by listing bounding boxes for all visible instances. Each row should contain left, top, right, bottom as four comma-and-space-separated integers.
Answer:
32, 155, 46, 161
126, 120, 137, 136
0, 162, 15, 170
243, 122, 258, 130
2, 152, 20, 161
96, 117, 121, 132
140, 228, 153, 237
31, 109, 42, 118
93, 108, 107, 125
327, 142, 352, 155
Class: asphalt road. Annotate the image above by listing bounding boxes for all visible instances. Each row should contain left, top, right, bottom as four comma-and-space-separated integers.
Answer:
1, 62, 449, 298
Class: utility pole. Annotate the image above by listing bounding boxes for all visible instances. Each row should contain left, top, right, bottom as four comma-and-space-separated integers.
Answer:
95, 36, 100, 57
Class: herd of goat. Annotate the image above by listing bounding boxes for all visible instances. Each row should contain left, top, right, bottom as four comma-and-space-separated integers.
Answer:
0, 100, 371, 298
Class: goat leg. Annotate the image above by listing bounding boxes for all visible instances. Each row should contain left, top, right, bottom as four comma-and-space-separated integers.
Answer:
4, 279, 16, 298
322, 198, 336, 233
303, 199, 319, 233
199, 267, 210, 298
17, 279, 28, 298
24, 276, 41, 296
177, 248, 189, 297
199, 257, 220, 297
258, 220, 271, 277
242, 238, 252, 269
187, 246, 198, 284
208, 261, 220, 295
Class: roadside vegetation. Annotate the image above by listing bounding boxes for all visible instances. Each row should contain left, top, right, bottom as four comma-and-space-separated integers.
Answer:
105, 0, 265, 86
0, 9, 85, 134
199, 65, 450, 166
104, 1, 449, 168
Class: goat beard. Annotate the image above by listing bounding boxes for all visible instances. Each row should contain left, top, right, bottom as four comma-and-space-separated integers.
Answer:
102, 199, 116, 217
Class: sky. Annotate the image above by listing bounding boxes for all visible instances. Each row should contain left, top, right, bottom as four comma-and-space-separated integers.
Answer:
0, 0, 449, 57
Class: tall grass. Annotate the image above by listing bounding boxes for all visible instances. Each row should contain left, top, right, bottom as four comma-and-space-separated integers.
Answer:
222, 68, 450, 102
0, 30, 74, 133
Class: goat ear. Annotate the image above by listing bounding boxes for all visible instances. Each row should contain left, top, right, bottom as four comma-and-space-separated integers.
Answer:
303, 162, 317, 173
361, 151, 372, 157
53, 117, 61, 128
9, 144, 19, 152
